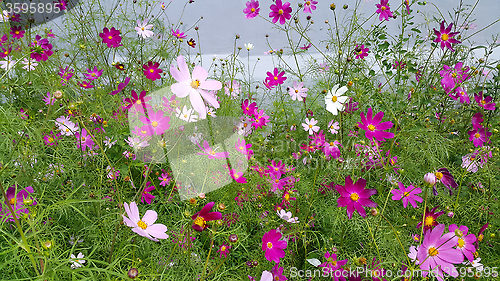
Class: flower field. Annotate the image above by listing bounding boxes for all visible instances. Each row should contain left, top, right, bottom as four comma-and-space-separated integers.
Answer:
0, 0, 499, 280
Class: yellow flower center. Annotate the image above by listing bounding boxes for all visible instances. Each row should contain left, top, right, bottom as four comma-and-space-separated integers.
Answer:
295, 89, 299, 93
478, 234, 484, 242
274, 76, 278, 81
350, 193, 360, 201
457, 238, 465, 248
137, 220, 147, 230
424, 216, 434, 226
136, 100, 142, 105
48, 137, 54, 142
367, 124, 376, 131
403, 192, 409, 197
191, 79, 200, 89
306, 1, 311, 5
81, 137, 86, 142
278, 9, 283, 15
194, 216, 206, 228
15, 31, 19, 34
221, 246, 226, 251
108, 36, 112, 40
331, 96, 338, 102
381, 6, 386, 11
474, 133, 480, 138
141, 27, 145, 31
451, 72, 457, 78
330, 142, 334, 146
149, 69, 154, 73
441, 34, 449, 41
435, 172, 443, 180
267, 242, 273, 249
9, 198, 16, 205
309, 124, 313, 128
428, 247, 439, 256
152, 121, 158, 127
251, 8, 255, 12
284, 194, 290, 201
481, 100, 486, 105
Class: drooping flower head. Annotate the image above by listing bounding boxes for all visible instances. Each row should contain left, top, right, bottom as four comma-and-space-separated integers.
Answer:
261, 228, 287, 263
269, 0, 292, 25
335, 176, 378, 219
191, 202, 222, 232
122, 202, 169, 242
433, 21, 461, 52
357, 108, 394, 142
243, 0, 260, 19
433, 167, 458, 195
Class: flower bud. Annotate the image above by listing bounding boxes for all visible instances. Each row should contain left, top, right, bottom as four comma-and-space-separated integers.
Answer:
128, 268, 139, 278
447, 211, 454, 218
54, 90, 63, 99
330, 3, 336, 10
423, 173, 437, 186
370, 208, 378, 216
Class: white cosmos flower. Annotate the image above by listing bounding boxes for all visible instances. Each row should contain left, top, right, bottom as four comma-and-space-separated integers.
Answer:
325, 84, 349, 115
70, 252, 86, 269
277, 209, 299, 223
176, 105, 198, 122
245, 43, 254, 50
0, 58, 16, 70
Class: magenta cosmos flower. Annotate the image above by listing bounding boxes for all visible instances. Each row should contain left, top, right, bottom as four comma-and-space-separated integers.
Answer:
83, 66, 103, 80
125, 90, 152, 114
416, 206, 444, 231
354, 44, 369, 59
303, 0, 317, 14
449, 224, 476, 262
269, 0, 292, 25
335, 176, 378, 219
319, 251, 348, 280
390, 182, 423, 208
197, 140, 229, 159
99, 27, 122, 48
139, 110, 171, 135
433, 167, 458, 195
0, 185, 36, 222
143, 61, 163, 81
170, 56, 222, 119
262, 228, 287, 263
357, 108, 394, 142
375, 0, 393, 21
474, 91, 496, 110
433, 21, 461, 52
440, 62, 469, 91
242, 99, 257, 116
265, 68, 287, 87
243, 0, 260, 19
122, 202, 169, 242
10, 26, 25, 39
75, 128, 95, 151
30, 35, 53, 62
191, 202, 222, 232
171, 29, 187, 39
468, 127, 492, 148
217, 243, 230, 258
141, 182, 155, 204
471, 112, 483, 130
417, 224, 463, 281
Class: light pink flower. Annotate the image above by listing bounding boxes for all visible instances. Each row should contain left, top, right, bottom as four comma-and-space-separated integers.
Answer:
122, 202, 169, 242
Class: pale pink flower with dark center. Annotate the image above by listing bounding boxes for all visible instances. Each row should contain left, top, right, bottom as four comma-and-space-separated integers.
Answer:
170, 56, 222, 119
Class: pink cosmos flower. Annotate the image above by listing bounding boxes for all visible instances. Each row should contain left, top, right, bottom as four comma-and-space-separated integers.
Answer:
124, 90, 152, 114
58, 66, 74, 85
323, 140, 341, 159
0, 185, 37, 222
171, 29, 187, 39
468, 127, 491, 148
143, 61, 163, 81
433, 21, 461, 52
43, 131, 61, 146
390, 182, 423, 208
75, 128, 95, 151
262, 229, 287, 263
235, 138, 253, 158
242, 99, 257, 116
122, 202, 169, 242
83, 66, 103, 80
302, 118, 319, 135
300, 43, 312, 50
405, 0, 410, 14
197, 140, 229, 159
474, 91, 496, 110
449, 224, 477, 262
217, 243, 230, 258
99, 27, 122, 48
170, 56, 222, 119
30, 35, 53, 62
10, 26, 25, 39
357, 108, 394, 142
78, 81, 94, 89
268, 173, 286, 192
43, 92, 55, 106
229, 169, 248, 183
417, 224, 463, 281
252, 109, 270, 128
269, 0, 292, 25
319, 251, 348, 281
451, 87, 470, 104
54, 0, 67, 10
354, 44, 369, 59
416, 206, 444, 231
303, 0, 318, 13
335, 176, 378, 219
288, 81, 308, 101
265, 68, 287, 87
440, 62, 469, 91
471, 112, 483, 130
108, 77, 131, 95
243, 0, 260, 19
141, 182, 155, 204
328, 120, 340, 134
135, 19, 154, 39
191, 202, 222, 232
271, 263, 288, 280
461, 152, 484, 173
224, 81, 241, 98
139, 110, 171, 135
375, 0, 393, 21
158, 173, 171, 187
433, 167, 458, 195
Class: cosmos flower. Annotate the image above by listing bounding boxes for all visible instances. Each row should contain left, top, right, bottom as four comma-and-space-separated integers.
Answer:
449, 224, 477, 262
170, 55, 222, 119
262, 228, 287, 263
30, 35, 53, 62
357, 108, 394, 142
122, 202, 169, 242
433, 167, 458, 195
99, 27, 122, 48
243, 0, 260, 19
288, 81, 308, 101
191, 202, 222, 232
75, 128, 95, 151
141, 182, 155, 204
83, 66, 103, 80
10, 26, 25, 39
265, 68, 287, 87
70, 252, 86, 269
325, 84, 349, 115
245, 43, 254, 50
416, 206, 444, 231
335, 176, 378, 219
269, 0, 292, 25
252, 109, 270, 129
0, 185, 37, 222
417, 224, 463, 281
143, 61, 163, 81
277, 209, 299, 223
43, 131, 61, 146
21, 58, 38, 71
187, 38, 196, 48
468, 127, 492, 148
158, 173, 171, 187
354, 44, 369, 59
176, 105, 198, 122
300, 43, 312, 50
108, 77, 130, 95
235, 138, 253, 158
319, 251, 348, 280
242, 99, 257, 116
78, 81, 94, 89
135, 19, 154, 39
171, 29, 187, 39
433, 21, 461, 52
43, 92, 55, 105
328, 120, 340, 134
55, 116, 78, 136
375, 0, 393, 21
124, 90, 152, 114
139, 110, 171, 135
390, 182, 423, 208
303, 0, 318, 13
217, 243, 230, 258
474, 91, 496, 110
302, 118, 319, 135
197, 140, 229, 159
